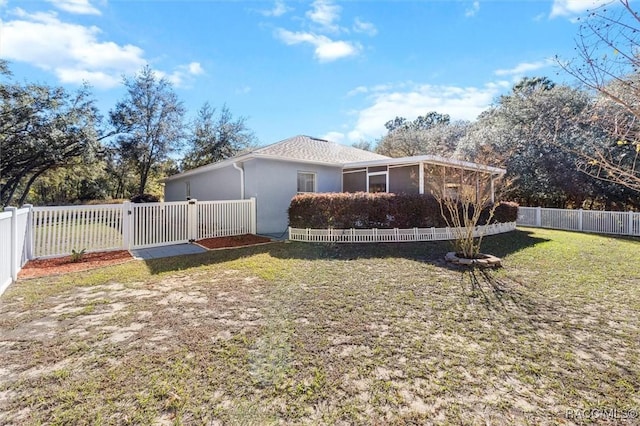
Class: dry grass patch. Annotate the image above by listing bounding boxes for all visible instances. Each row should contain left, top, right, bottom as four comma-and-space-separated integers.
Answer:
1, 229, 639, 424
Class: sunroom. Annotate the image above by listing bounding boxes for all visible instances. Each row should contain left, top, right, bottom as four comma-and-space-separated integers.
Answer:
342, 155, 506, 202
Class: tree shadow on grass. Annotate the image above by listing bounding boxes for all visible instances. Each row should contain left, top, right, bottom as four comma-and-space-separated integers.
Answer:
141, 229, 548, 275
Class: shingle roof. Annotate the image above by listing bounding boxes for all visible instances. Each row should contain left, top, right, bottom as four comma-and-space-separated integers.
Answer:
253, 135, 389, 163
164, 135, 389, 181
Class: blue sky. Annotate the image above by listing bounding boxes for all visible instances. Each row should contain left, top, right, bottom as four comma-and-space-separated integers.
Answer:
0, 0, 614, 147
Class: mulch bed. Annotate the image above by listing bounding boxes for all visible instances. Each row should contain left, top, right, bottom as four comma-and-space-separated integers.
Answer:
196, 234, 273, 250
18, 250, 134, 279
18, 235, 274, 279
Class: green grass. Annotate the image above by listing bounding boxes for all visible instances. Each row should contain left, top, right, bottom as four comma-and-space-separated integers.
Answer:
33, 221, 123, 256
1, 227, 639, 424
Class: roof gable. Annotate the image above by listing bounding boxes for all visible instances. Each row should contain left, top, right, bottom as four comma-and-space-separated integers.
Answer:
254, 135, 389, 163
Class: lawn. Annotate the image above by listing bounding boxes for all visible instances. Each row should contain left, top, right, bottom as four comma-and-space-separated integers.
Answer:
1, 228, 639, 425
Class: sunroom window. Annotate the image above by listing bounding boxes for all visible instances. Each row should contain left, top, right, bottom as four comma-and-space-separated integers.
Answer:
368, 172, 387, 193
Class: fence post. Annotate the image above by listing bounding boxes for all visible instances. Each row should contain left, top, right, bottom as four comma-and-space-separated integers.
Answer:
6, 207, 18, 281
535, 207, 542, 227
249, 197, 257, 234
630, 211, 635, 236
578, 209, 583, 231
23, 204, 34, 260
122, 202, 132, 250
188, 199, 198, 242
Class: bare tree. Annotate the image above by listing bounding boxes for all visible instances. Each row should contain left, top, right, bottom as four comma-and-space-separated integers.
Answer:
557, 0, 640, 192
429, 166, 496, 259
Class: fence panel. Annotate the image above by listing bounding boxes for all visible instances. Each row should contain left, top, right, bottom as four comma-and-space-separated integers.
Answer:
517, 207, 640, 237
0, 212, 14, 293
131, 201, 189, 249
1, 207, 31, 295
197, 198, 256, 239
31, 204, 125, 258
289, 222, 517, 243
516, 207, 537, 226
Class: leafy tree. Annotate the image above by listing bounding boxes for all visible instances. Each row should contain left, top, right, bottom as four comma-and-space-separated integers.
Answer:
557, 0, 640, 193
456, 78, 621, 208
0, 60, 100, 207
376, 112, 464, 158
352, 140, 373, 151
376, 112, 469, 157
181, 102, 257, 171
109, 65, 186, 195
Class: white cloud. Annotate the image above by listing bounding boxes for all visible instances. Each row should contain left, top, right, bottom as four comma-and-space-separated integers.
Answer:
1, 9, 145, 88
323, 131, 345, 143
347, 85, 369, 97
306, 0, 341, 32
340, 81, 511, 142
550, 0, 611, 18
160, 62, 206, 87
187, 62, 204, 75
236, 85, 252, 94
465, 1, 480, 17
275, 28, 360, 62
353, 18, 377, 36
46, 0, 101, 15
494, 59, 553, 77
274, 0, 374, 62
260, 0, 290, 17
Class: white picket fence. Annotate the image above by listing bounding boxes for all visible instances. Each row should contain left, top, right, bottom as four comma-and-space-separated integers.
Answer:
517, 206, 640, 236
289, 221, 517, 243
0, 198, 256, 295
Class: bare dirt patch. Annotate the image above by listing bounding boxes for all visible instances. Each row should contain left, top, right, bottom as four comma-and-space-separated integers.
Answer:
196, 234, 272, 250
18, 250, 133, 279
1, 229, 639, 425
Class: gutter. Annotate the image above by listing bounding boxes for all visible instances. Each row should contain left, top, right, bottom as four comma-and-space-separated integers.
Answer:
232, 162, 245, 199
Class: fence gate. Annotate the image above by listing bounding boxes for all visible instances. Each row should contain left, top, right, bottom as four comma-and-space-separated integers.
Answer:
129, 201, 192, 249
27, 198, 256, 257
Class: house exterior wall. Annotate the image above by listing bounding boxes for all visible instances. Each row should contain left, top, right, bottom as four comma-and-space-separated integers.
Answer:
244, 159, 342, 234
164, 165, 242, 202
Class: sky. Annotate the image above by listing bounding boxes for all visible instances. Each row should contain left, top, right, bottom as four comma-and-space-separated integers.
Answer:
0, 0, 616, 147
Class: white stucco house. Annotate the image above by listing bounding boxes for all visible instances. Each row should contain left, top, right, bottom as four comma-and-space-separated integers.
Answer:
164, 135, 506, 235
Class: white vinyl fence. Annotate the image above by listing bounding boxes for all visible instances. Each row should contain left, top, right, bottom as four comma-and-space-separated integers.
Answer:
0, 198, 256, 295
517, 206, 640, 236
0, 207, 30, 295
289, 221, 517, 243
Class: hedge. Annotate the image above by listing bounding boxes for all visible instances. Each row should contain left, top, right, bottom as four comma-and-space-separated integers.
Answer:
288, 193, 518, 229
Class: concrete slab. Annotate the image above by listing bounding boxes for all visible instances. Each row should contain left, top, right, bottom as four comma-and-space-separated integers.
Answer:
130, 243, 207, 260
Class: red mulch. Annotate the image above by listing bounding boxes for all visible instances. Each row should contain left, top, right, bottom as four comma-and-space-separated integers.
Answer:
18, 235, 273, 279
18, 250, 134, 279
196, 234, 272, 250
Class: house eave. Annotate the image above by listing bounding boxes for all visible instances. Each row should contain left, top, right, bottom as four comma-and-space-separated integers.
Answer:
344, 155, 506, 176
162, 154, 254, 182
162, 153, 353, 183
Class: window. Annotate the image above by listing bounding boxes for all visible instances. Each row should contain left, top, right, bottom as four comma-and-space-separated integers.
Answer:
297, 172, 316, 193
368, 172, 387, 193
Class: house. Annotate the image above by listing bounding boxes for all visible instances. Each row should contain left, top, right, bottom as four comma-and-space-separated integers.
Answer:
164, 135, 506, 234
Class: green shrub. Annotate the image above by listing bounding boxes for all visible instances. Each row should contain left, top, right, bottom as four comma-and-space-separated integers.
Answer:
288, 193, 518, 229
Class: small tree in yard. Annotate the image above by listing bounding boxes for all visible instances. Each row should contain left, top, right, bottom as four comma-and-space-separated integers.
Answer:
430, 167, 497, 260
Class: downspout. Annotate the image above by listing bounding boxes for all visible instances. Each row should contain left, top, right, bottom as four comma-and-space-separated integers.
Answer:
490, 174, 495, 204
233, 162, 245, 199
